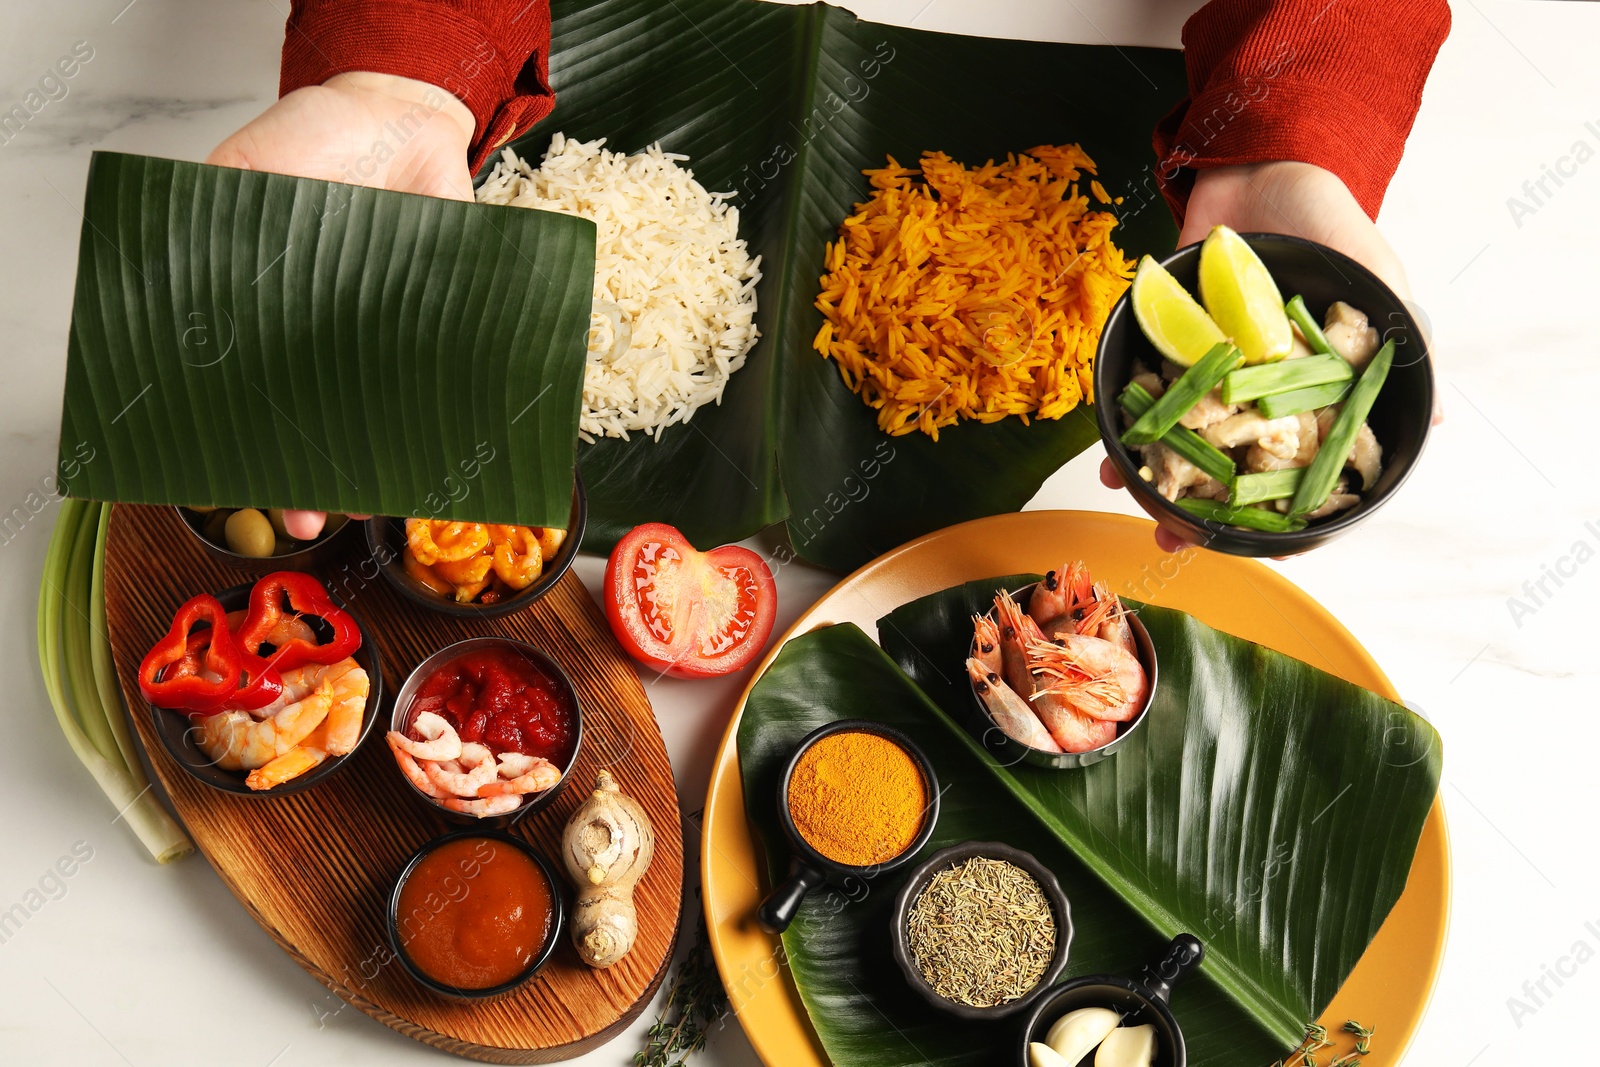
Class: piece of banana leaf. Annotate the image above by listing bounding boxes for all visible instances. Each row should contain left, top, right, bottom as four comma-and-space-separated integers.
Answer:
495, 0, 1185, 565
58, 152, 593, 529
739, 588, 1440, 1064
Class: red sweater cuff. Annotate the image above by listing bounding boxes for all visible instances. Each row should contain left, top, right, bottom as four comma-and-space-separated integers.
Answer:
1153, 0, 1450, 225
279, 0, 554, 173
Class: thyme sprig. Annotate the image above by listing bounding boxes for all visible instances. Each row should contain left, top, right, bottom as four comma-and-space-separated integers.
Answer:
636, 896, 729, 1067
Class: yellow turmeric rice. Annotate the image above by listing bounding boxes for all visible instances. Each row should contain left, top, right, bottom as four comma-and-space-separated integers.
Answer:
812, 146, 1133, 439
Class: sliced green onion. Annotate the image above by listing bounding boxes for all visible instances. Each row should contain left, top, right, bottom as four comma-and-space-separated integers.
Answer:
1177, 497, 1306, 533
1286, 295, 1332, 355
1230, 468, 1304, 506
39, 500, 193, 864
1118, 382, 1236, 484
1289, 339, 1395, 519
1121, 343, 1242, 446
1257, 380, 1352, 419
1221, 352, 1352, 404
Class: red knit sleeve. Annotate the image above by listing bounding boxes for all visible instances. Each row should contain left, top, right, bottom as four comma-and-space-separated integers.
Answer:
278, 0, 553, 173
1153, 0, 1450, 223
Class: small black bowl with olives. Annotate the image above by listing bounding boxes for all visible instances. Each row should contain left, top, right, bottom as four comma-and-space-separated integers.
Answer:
175, 506, 354, 574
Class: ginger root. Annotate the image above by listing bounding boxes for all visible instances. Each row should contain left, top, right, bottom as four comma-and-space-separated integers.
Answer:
561, 768, 655, 968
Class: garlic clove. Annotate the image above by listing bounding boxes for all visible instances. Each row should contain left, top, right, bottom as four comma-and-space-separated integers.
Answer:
1095, 1023, 1158, 1067
1045, 1006, 1122, 1063
1029, 1042, 1074, 1067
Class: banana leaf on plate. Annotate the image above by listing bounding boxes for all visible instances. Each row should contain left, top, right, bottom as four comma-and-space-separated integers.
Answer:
495, 0, 1186, 568
738, 577, 1441, 1065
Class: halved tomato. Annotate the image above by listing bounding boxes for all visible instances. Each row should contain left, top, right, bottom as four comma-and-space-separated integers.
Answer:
603, 523, 777, 679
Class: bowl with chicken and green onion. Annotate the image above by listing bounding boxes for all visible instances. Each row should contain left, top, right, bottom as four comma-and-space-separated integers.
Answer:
1094, 228, 1433, 556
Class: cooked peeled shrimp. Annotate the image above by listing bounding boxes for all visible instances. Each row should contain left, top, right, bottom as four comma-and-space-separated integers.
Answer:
424, 743, 499, 797
488, 526, 544, 589
966, 659, 1062, 753
1177, 387, 1238, 430
282, 658, 367, 755
994, 590, 1044, 696
1348, 422, 1382, 489
1027, 633, 1147, 723
442, 794, 523, 817
196, 682, 332, 771
477, 757, 562, 797
534, 526, 566, 561
971, 615, 1003, 676
433, 554, 493, 603
245, 722, 331, 791
386, 710, 463, 762
388, 735, 449, 798
1324, 301, 1381, 370
495, 751, 542, 778
1200, 411, 1302, 450
406, 519, 489, 564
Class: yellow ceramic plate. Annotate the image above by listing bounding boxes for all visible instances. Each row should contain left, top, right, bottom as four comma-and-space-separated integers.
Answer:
703, 510, 1448, 1066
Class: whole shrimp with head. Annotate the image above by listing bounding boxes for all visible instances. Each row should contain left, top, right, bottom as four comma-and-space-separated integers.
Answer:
969, 560, 1149, 754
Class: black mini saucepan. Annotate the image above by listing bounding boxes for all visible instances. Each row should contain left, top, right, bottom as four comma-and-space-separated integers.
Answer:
1017, 934, 1205, 1067
755, 719, 940, 934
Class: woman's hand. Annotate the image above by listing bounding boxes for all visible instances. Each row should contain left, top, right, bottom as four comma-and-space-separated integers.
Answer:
1100, 160, 1417, 554
207, 71, 475, 199
207, 72, 474, 536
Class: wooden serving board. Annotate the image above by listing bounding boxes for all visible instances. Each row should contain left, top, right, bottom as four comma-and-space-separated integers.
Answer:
103, 505, 683, 1063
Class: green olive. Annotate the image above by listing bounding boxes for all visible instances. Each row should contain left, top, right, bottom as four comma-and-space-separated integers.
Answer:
266, 507, 291, 538
224, 508, 276, 558
200, 509, 231, 544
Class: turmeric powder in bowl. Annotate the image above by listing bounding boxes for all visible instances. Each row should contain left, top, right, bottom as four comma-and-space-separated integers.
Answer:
787, 731, 928, 866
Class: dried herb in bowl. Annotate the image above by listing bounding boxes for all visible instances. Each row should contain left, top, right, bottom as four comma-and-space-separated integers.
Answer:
906, 856, 1056, 1008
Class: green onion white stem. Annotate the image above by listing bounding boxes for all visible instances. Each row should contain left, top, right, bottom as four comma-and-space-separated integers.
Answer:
38, 499, 193, 864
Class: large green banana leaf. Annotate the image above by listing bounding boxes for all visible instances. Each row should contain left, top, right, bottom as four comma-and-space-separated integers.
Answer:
496, 0, 1185, 566
58, 153, 592, 529
738, 583, 1441, 1065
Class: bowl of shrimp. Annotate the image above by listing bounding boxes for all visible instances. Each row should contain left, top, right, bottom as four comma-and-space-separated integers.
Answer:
1094, 232, 1434, 556
385, 637, 584, 823
966, 563, 1157, 770
364, 473, 586, 619
146, 583, 382, 798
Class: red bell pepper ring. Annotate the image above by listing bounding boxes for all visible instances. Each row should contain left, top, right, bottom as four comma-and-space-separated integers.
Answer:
163, 628, 285, 713
138, 595, 251, 714
235, 572, 361, 674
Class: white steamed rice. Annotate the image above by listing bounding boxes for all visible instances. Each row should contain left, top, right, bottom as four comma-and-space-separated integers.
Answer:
477, 134, 762, 442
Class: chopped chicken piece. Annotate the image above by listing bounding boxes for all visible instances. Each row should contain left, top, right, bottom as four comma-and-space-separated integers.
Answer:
1200, 411, 1302, 450
1348, 421, 1382, 489
1140, 442, 1223, 502
1178, 387, 1239, 430
1323, 301, 1381, 370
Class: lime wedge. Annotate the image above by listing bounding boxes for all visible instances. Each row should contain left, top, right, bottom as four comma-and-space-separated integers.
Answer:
1130, 255, 1227, 367
1197, 225, 1292, 364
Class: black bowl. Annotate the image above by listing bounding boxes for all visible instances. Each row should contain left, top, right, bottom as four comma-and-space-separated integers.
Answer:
386, 828, 566, 1000
147, 583, 383, 797
1017, 934, 1204, 1067
387, 637, 583, 825
174, 506, 355, 574
1095, 232, 1433, 555
755, 719, 941, 934
890, 841, 1072, 1021
969, 582, 1157, 770
365, 474, 586, 619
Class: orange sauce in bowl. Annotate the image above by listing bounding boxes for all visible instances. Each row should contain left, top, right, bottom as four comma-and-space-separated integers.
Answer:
395, 837, 555, 991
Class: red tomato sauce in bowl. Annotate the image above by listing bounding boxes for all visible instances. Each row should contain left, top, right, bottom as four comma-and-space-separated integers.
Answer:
409, 645, 576, 766
391, 834, 561, 995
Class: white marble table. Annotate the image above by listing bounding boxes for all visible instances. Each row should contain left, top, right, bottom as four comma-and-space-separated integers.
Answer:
2, 1, 1594, 1064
